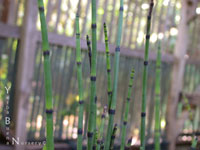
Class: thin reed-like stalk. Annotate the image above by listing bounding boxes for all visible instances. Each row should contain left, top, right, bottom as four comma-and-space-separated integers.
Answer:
154, 40, 161, 150
110, 124, 118, 150
87, 0, 97, 149
140, 1, 154, 150
120, 68, 135, 150
97, 106, 107, 150
105, 0, 124, 149
125, 137, 132, 150
76, 14, 84, 150
103, 23, 112, 109
37, 0, 54, 149
86, 35, 92, 68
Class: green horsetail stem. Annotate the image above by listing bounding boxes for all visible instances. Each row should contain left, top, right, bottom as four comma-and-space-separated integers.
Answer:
86, 35, 92, 68
76, 14, 84, 150
140, 1, 154, 150
110, 124, 118, 150
103, 23, 112, 109
154, 40, 161, 150
97, 106, 107, 150
37, 0, 54, 149
87, 0, 97, 149
120, 68, 135, 150
191, 136, 198, 150
105, 0, 124, 149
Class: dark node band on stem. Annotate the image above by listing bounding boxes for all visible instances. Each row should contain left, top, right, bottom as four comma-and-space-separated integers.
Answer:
101, 114, 105, 118
77, 62, 82, 65
105, 39, 109, 42
90, 76, 96, 81
106, 51, 110, 54
129, 84, 132, 88
87, 132, 93, 138
92, 146, 96, 150
78, 128, 83, 135
146, 34, 150, 39
91, 23, 97, 29
97, 140, 103, 144
39, 6, 44, 12
123, 121, 127, 125
109, 109, 115, 115
115, 46, 120, 52
107, 69, 111, 73
144, 61, 148, 66
43, 50, 50, 56
127, 98, 130, 101
108, 91, 112, 95
76, 33, 80, 37
141, 112, 146, 117
46, 109, 53, 114
87, 41, 91, 45
119, 6, 124, 11
79, 100, 84, 105
111, 135, 116, 139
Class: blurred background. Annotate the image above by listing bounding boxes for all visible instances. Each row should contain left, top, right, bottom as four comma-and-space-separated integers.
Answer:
0, 0, 200, 149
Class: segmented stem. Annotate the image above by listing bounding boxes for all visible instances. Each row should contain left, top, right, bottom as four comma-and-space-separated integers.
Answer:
87, 0, 97, 149
97, 106, 107, 150
110, 124, 118, 150
86, 35, 92, 69
154, 40, 161, 150
104, 23, 112, 109
140, 1, 154, 150
120, 68, 135, 150
76, 14, 84, 150
105, 0, 124, 149
37, 0, 54, 149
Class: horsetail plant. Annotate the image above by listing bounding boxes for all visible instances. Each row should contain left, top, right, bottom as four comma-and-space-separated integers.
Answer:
110, 124, 118, 150
105, 0, 124, 149
154, 40, 161, 150
76, 14, 84, 150
140, 1, 154, 150
120, 68, 135, 150
37, 0, 54, 149
104, 23, 112, 109
86, 35, 92, 68
87, 0, 98, 149
97, 106, 107, 150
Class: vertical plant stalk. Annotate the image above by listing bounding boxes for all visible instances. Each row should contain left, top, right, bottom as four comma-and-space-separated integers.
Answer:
76, 14, 84, 150
140, 1, 154, 150
120, 68, 135, 150
97, 106, 107, 150
86, 35, 92, 69
154, 40, 161, 150
103, 23, 112, 109
105, 0, 124, 149
87, 0, 97, 149
37, 0, 54, 149
110, 124, 118, 150
125, 137, 132, 150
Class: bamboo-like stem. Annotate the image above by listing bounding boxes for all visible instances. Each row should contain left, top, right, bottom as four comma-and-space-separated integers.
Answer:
87, 0, 97, 149
86, 35, 92, 69
110, 124, 118, 150
140, 1, 154, 150
76, 14, 84, 150
97, 106, 107, 150
103, 23, 112, 109
120, 68, 135, 150
105, 0, 124, 149
191, 136, 198, 150
154, 40, 161, 150
37, 0, 54, 149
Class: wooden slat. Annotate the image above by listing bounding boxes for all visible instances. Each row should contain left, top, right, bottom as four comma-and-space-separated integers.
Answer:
1, 23, 200, 65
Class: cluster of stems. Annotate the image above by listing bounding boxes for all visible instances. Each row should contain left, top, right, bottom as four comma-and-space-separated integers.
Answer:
105, 0, 124, 149
140, 1, 154, 150
87, 0, 97, 149
37, 0, 54, 150
76, 14, 84, 150
120, 68, 135, 150
154, 40, 161, 150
